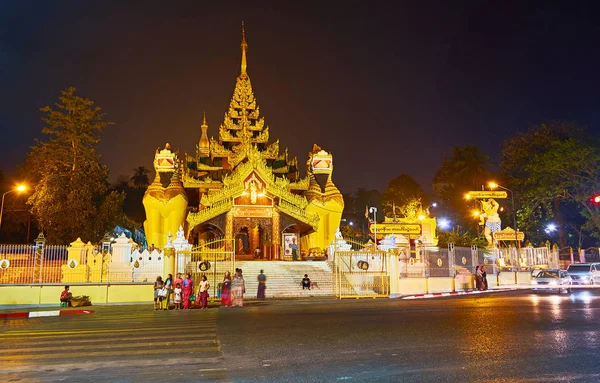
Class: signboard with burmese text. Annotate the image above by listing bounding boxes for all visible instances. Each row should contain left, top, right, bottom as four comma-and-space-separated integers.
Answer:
369, 223, 421, 235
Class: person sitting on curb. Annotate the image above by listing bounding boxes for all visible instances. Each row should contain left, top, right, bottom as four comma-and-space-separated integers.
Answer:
60, 286, 72, 307
301, 274, 311, 290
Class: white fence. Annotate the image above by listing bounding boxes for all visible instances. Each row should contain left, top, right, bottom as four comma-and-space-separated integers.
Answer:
0, 243, 164, 284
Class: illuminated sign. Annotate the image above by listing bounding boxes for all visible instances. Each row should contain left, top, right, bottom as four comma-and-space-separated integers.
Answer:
466, 191, 508, 199
494, 231, 525, 241
369, 223, 421, 235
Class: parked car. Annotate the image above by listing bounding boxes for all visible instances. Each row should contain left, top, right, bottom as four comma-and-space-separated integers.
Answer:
531, 269, 572, 293
566, 263, 600, 285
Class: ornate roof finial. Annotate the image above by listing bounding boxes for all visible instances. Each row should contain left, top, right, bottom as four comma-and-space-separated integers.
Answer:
240, 21, 248, 75
199, 111, 210, 157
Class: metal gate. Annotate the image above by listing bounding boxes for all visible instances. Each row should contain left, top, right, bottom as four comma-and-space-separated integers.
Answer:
333, 238, 389, 299
178, 238, 235, 301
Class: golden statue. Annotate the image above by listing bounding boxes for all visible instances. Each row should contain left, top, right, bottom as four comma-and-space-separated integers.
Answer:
142, 144, 188, 249
479, 199, 501, 246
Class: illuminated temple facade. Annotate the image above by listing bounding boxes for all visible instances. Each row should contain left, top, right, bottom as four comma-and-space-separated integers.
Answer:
142, 25, 344, 259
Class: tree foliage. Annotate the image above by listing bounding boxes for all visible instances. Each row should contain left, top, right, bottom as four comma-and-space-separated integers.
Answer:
24, 88, 125, 244
432, 145, 493, 225
500, 121, 595, 245
381, 174, 428, 217
131, 166, 150, 189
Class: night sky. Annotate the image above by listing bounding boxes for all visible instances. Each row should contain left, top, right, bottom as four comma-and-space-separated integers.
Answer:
2, 1, 600, 194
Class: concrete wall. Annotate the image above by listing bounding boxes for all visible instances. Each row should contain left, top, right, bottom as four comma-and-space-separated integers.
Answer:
428, 277, 455, 293
498, 272, 517, 285
0, 284, 153, 306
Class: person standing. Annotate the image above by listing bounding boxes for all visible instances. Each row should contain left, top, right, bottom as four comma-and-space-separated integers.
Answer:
174, 273, 184, 289
254, 247, 262, 259
221, 271, 232, 307
153, 276, 164, 311
173, 283, 182, 310
231, 268, 245, 307
198, 275, 210, 309
163, 274, 173, 310
481, 265, 489, 291
257, 269, 267, 300
475, 266, 483, 291
182, 273, 194, 309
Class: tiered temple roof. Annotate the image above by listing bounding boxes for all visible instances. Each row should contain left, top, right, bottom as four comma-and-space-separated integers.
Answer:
183, 23, 301, 191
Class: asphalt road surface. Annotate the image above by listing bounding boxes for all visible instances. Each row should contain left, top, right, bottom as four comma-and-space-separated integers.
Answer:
2, 289, 600, 382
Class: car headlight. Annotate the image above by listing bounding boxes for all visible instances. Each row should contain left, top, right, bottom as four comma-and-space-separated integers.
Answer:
531, 281, 538, 285
549, 281, 557, 285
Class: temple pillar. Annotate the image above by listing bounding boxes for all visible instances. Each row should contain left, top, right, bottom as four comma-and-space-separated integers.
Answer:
272, 210, 280, 260
163, 238, 175, 279
225, 212, 234, 252
250, 224, 260, 255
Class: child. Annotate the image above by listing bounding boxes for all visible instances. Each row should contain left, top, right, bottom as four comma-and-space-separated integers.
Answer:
173, 283, 182, 310
198, 275, 210, 309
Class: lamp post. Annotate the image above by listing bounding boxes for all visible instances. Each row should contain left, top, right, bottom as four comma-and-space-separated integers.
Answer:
0, 184, 27, 233
369, 207, 377, 247
489, 182, 520, 271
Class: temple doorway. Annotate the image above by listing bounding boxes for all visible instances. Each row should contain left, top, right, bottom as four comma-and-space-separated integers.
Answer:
190, 223, 224, 247
234, 219, 270, 260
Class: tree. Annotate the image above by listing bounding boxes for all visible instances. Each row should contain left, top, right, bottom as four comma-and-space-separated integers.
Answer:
500, 121, 591, 247
130, 166, 150, 189
381, 174, 428, 217
24, 87, 125, 244
432, 145, 493, 226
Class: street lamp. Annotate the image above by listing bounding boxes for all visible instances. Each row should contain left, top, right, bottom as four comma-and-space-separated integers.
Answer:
369, 207, 377, 246
0, 184, 27, 232
489, 182, 520, 270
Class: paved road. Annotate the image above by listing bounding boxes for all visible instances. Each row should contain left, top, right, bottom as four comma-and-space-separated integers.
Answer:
2, 289, 600, 382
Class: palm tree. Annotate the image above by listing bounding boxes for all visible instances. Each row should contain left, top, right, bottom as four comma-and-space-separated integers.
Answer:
131, 166, 150, 189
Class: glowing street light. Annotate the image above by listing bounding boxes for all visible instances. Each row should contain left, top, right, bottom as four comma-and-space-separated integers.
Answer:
0, 184, 27, 232
545, 223, 557, 234
438, 218, 451, 230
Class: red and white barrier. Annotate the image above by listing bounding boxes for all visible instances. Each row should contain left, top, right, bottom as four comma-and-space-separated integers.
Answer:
0, 309, 94, 319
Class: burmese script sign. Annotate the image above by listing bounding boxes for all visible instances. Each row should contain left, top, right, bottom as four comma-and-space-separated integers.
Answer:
494, 231, 525, 241
369, 223, 421, 235
467, 191, 508, 199
231, 206, 272, 218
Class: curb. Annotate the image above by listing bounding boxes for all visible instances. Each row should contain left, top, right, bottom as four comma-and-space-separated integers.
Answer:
0, 309, 94, 320
401, 289, 514, 300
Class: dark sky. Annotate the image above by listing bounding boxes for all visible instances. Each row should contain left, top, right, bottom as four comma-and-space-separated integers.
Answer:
2, 1, 600, 194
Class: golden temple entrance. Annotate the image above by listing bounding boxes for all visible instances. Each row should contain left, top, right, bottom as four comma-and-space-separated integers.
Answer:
233, 219, 271, 260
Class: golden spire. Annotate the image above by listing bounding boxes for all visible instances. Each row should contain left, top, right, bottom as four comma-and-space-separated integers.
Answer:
240, 21, 248, 75
199, 111, 210, 157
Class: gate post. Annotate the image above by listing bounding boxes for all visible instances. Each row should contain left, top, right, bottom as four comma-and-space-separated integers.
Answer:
448, 243, 455, 277
389, 248, 400, 297
471, 245, 478, 273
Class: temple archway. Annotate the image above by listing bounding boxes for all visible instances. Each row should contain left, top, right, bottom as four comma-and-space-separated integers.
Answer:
190, 223, 224, 247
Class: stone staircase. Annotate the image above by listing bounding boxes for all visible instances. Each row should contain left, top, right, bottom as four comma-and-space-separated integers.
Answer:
234, 261, 334, 298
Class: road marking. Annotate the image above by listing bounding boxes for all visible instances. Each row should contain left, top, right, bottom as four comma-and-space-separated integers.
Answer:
0, 356, 225, 374
0, 338, 218, 354
0, 325, 216, 337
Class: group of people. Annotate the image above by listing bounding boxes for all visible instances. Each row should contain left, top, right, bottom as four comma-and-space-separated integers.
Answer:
153, 268, 262, 310
153, 273, 199, 310
475, 265, 489, 291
